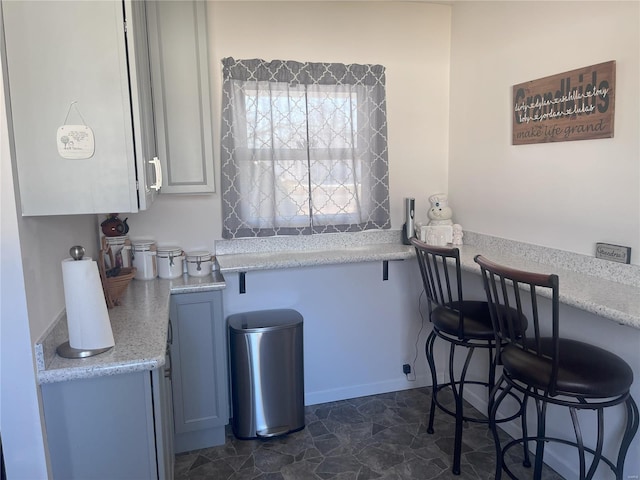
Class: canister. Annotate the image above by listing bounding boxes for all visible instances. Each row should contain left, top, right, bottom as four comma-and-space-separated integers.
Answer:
186, 251, 213, 277
104, 235, 131, 268
131, 240, 157, 280
157, 246, 184, 279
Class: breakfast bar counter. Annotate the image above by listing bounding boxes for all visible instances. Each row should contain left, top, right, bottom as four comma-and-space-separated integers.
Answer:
215, 230, 639, 330
455, 242, 639, 329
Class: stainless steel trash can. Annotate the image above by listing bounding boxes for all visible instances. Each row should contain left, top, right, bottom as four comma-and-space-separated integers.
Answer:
228, 309, 305, 439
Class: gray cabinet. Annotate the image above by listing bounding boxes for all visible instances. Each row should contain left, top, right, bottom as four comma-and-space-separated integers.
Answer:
147, 0, 215, 194
2, 0, 160, 215
41, 369, 173, 480
155, 337, 176, 479
170, 291, 229, 453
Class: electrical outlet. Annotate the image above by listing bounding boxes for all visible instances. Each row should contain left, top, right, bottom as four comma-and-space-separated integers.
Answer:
403, 364, 411, 375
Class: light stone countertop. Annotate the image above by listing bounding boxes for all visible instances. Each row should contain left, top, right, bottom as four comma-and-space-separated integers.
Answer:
215, 230, 640, 330
35, 272, 226, 384
215, 229, 414, 272
455, 243, 640, 329
216, 243, 414, 273
37, 229, 639, 384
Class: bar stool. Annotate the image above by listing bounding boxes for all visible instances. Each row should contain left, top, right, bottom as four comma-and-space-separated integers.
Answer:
411, 239, 528, 475
475, 255, 639, 480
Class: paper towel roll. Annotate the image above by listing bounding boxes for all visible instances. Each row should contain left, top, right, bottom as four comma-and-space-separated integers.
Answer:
61, 257, 114, 350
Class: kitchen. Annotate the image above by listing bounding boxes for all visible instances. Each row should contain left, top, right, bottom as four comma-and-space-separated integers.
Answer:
1, 1, 638, 479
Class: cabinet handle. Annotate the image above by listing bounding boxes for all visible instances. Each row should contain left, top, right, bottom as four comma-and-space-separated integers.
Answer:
150, 157, 163, 191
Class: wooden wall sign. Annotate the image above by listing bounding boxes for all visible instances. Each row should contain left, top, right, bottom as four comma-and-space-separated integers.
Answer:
512, 61, 615, 145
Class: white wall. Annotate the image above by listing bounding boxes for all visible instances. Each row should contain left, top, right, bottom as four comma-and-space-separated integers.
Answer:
125, 1, 452, 251
448, 1, 640, 265
2, 11, 99, 477
222, 259, 428, 405
1, 49, 50, 479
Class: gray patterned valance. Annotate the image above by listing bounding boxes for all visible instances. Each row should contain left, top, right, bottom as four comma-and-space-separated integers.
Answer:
221, 57, 386, 86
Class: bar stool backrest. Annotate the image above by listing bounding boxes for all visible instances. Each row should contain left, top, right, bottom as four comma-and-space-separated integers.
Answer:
474, 255, 561, 396
411, 238, 466, 338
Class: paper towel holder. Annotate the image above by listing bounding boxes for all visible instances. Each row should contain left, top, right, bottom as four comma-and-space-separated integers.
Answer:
57, 245, 114, 359
57, 341, 112, 359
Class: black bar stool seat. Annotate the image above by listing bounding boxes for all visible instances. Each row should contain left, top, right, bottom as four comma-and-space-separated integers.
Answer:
432, 300, 495, 339
502, 338, 634, 398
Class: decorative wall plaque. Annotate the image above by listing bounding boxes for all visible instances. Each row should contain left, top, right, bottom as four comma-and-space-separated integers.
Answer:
57, 102, 95, 159
512, 61, 615, 145
57, 125, 95, 159
595, 242, 631, 264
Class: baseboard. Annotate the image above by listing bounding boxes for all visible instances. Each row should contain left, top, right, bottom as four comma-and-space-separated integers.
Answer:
305, 373, 430, 406
174, 426, 226, 454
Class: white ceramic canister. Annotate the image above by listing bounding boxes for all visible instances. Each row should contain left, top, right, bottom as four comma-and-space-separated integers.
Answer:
157, 246, 184, 280
104, 235, 131, 268
131, 240, 157, 280
186, 251, 213, 277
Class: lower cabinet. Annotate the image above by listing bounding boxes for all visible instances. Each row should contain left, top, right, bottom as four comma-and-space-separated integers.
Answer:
170, 290, 229, 453
156, 341, 176, 479
41, 368, 173, 480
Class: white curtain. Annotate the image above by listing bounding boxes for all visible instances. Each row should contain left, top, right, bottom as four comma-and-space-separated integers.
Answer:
220, 57, 390, 239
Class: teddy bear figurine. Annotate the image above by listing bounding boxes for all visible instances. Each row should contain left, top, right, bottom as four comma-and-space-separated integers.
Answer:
427, 193, 453, 226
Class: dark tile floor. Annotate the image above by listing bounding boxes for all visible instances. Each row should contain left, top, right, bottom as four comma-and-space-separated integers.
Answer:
175, 387, 564, 479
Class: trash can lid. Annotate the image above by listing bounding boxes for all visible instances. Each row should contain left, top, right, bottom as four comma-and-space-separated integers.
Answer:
228, 309, 303, 332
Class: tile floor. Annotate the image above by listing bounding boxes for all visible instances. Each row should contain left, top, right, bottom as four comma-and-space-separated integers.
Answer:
175, 387, 565, 479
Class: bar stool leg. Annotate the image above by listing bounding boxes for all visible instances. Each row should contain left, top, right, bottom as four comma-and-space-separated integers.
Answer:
533, 398, 548, 479
521, 390, 531, 468
490, 377, 510, 480
449, 342, 463, 475
487, 345, 496, 394
425, 330, 438, 435
569, 406, 588, 479
616, 396, 639, 480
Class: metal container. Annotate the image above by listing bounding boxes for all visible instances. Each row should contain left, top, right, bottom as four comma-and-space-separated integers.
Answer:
157, 246, 184, 279
131, 240, 157, 280
228, 309, 305, 439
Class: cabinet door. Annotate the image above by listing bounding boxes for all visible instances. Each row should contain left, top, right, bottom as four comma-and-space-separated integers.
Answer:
171, 291, 228, 452
124, 0, 161, 209
41, 372, 159, 479
152, 361, 175, 480
2, 1, 154, 215
147, 0, 215, 194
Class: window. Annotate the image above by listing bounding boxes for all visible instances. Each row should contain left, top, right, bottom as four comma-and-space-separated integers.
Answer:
220, 58, 390, 239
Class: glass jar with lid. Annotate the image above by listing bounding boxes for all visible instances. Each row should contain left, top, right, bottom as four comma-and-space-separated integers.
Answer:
186, 251, 213, 277
131, 239, 157, 280
157, 246, 184, 279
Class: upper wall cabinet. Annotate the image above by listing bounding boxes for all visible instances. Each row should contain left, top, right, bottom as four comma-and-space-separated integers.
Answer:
147, 0, 215, 194
2, 1, 161, 216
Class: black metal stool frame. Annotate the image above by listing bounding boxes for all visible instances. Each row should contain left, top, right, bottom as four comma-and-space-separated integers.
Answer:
412, 239, 527, 475
476, 254, 639, 480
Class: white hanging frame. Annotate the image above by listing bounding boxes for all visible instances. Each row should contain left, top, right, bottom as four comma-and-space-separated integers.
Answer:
57, 101, 95, 159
